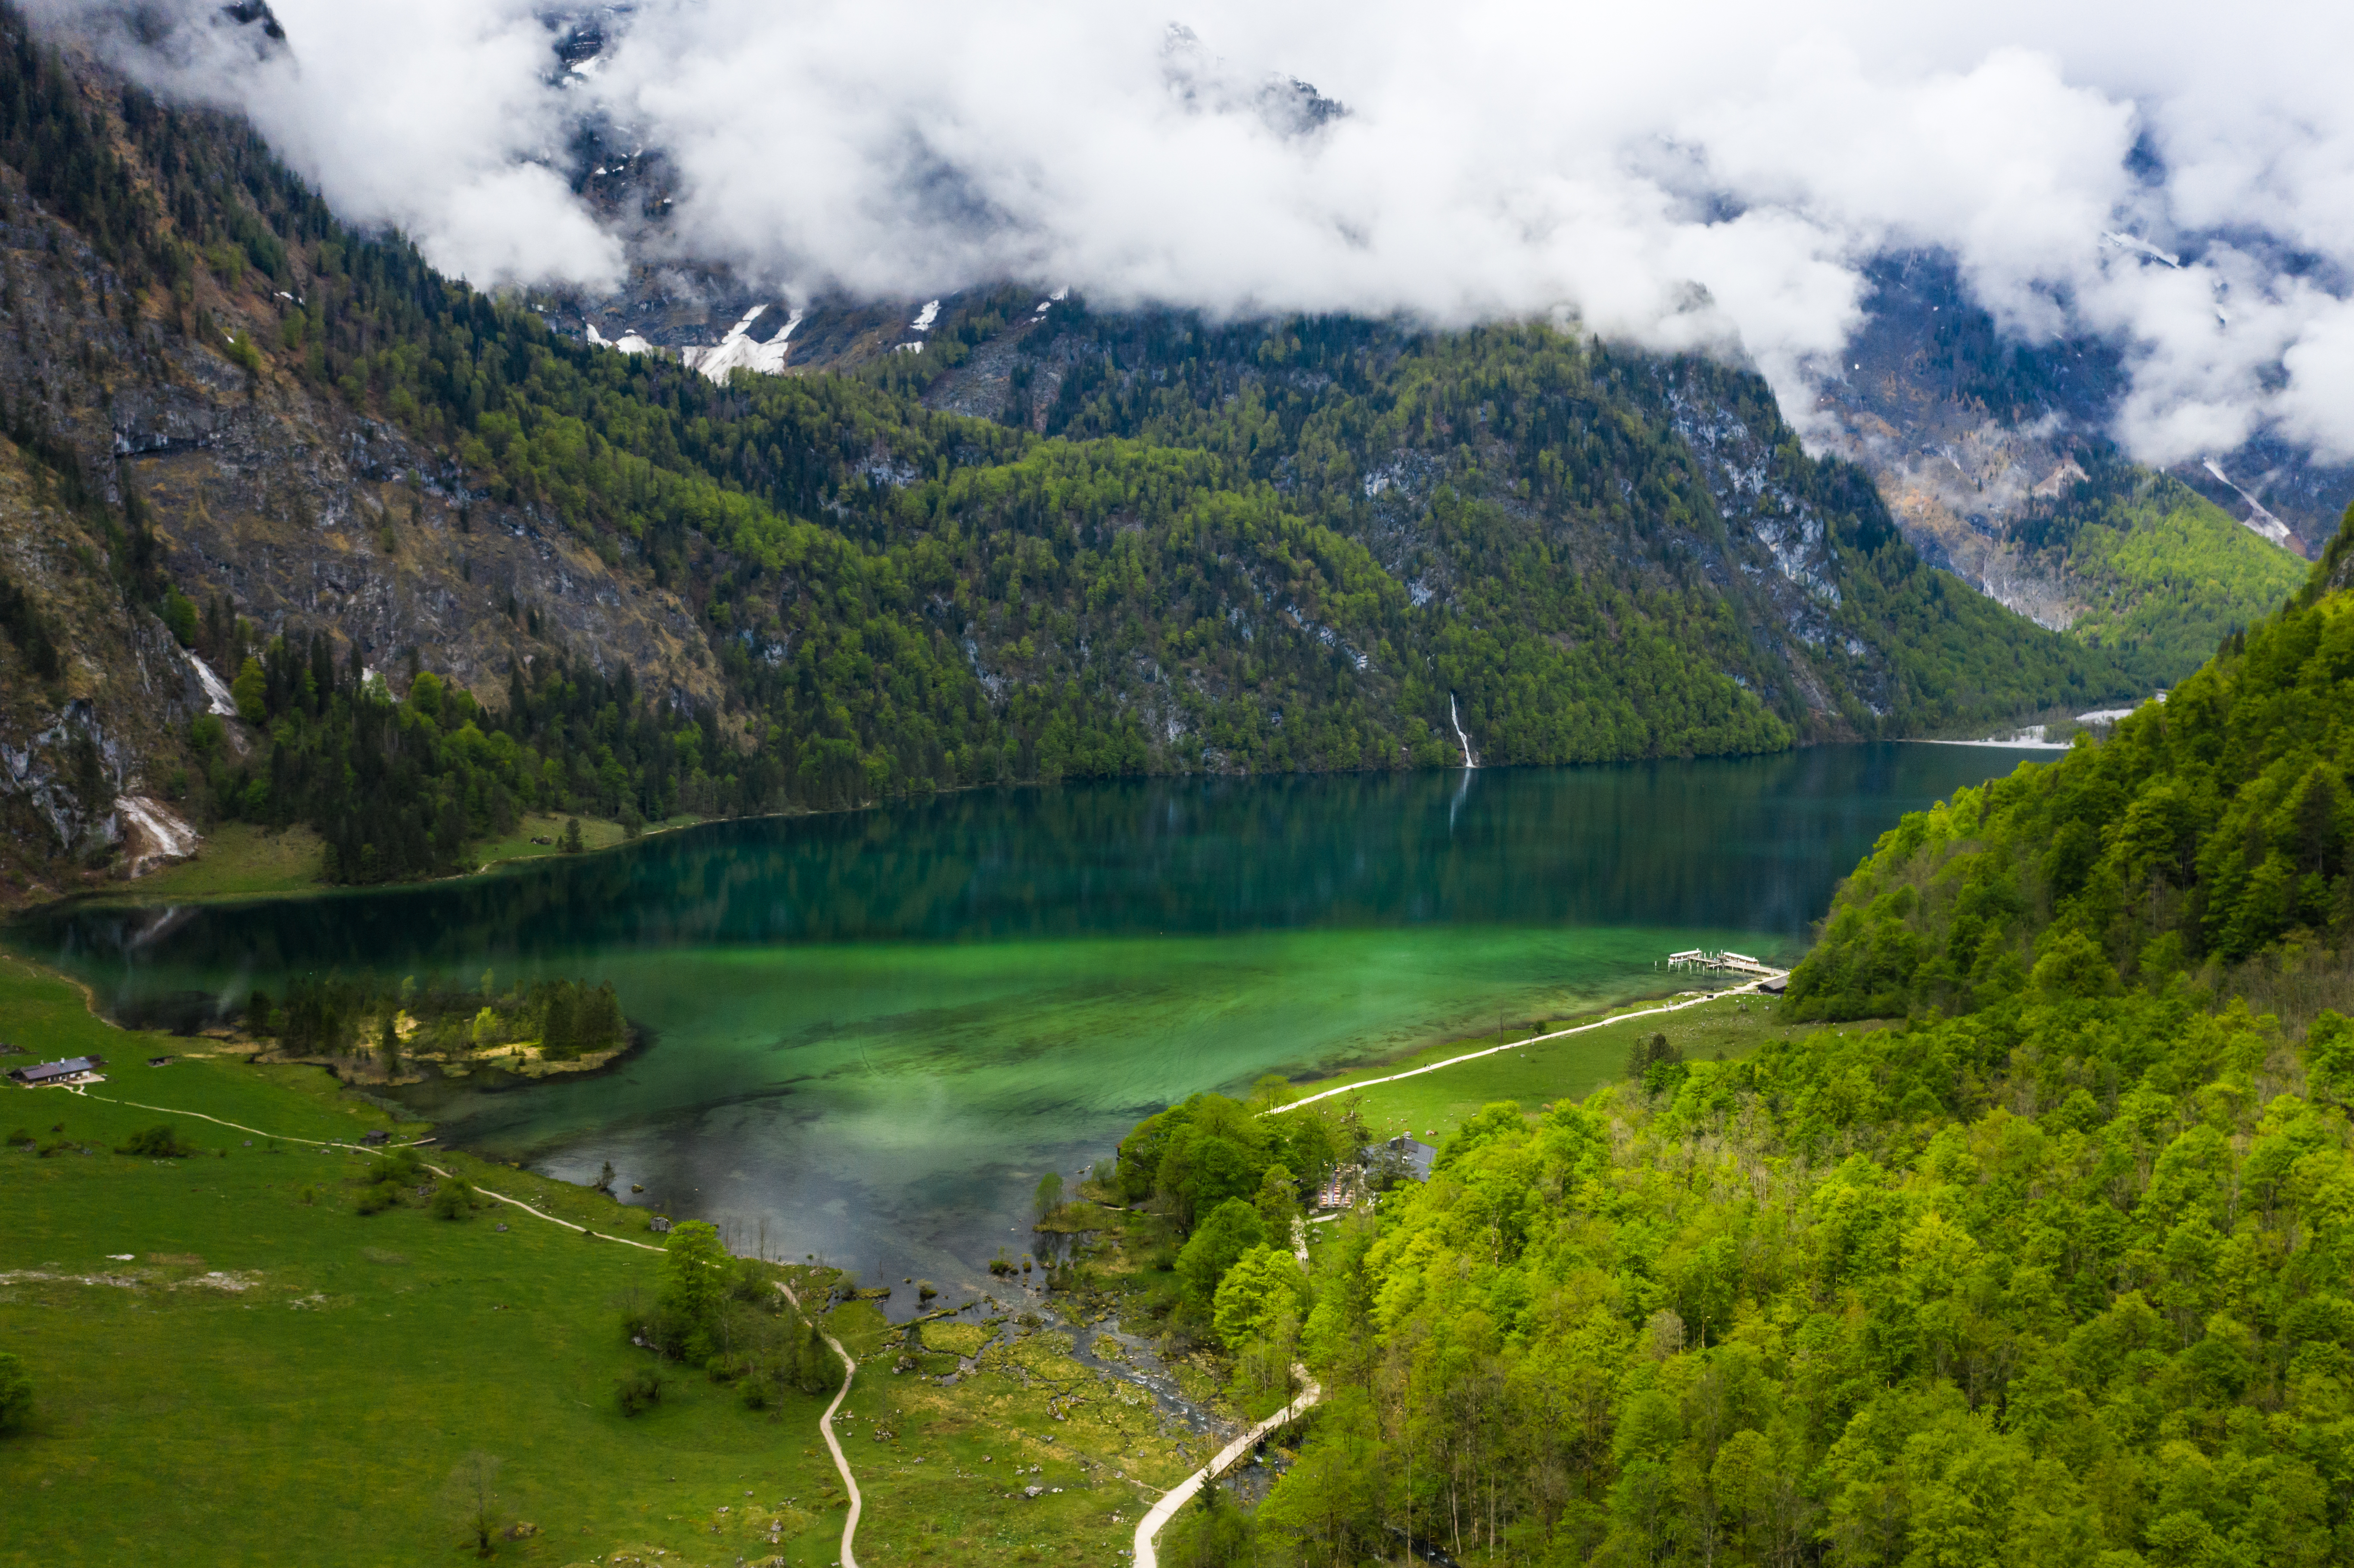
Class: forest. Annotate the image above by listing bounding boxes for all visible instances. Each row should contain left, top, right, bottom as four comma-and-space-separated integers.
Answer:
2006, 458, 2308, 691
1139, 508, 2354, 1566
169, 589, 735, 883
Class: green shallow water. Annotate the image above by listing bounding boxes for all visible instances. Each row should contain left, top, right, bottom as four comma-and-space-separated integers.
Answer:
8, 745, 2040, 1296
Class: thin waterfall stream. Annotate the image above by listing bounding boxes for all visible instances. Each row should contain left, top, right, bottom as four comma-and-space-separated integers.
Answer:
1449, 692, 1478, 767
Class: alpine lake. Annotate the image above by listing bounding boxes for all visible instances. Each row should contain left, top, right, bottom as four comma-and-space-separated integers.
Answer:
6, 744, 2042, 1300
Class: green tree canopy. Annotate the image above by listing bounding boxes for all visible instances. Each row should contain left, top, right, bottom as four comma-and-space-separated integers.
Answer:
1211, 1244, 1310, 1348
1175, 1198, 1267, 1316
657, 1220, 727, 1335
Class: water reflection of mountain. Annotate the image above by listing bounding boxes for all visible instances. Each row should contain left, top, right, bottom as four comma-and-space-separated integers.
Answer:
11, 744, 2032, 989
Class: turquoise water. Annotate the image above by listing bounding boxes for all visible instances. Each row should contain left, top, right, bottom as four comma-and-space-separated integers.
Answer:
9, 746, 2037, 1294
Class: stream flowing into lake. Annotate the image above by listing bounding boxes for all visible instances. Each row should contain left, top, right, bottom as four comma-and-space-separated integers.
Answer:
7, 745, 2039, 1299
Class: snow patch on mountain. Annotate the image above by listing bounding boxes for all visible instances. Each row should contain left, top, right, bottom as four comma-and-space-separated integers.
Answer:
678, 304, 806, 383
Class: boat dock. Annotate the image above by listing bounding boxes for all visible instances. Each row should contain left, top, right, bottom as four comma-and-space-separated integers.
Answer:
1664, 948, 1784, 980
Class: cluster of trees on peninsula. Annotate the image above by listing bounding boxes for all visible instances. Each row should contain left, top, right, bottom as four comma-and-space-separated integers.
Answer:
1142, 511, 2354, 1566
251, 970, 627, 1070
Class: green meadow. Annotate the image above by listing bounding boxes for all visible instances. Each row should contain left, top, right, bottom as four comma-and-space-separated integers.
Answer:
1284, 986, 1896, 1142
0, 956, 851, 1568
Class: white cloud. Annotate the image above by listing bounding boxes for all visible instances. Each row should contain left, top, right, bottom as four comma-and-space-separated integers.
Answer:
39, 0, 2354, 459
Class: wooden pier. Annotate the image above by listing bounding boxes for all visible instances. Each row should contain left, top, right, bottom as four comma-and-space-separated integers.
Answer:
1664, 948, 1782, 979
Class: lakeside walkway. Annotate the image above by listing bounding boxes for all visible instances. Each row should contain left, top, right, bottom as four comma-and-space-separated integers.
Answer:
1133, 1371, 1322, 1568
1267, 974, 1781, 1117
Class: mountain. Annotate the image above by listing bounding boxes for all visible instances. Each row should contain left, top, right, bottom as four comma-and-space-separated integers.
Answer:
1790, 501, 2354, 1017
0, 7, 2122, 900
548, 260, 2325, 705
523, 8, 2344, 691
65, 2, 2354, 676
1810, 255, 2329, 665
2002, 459, 2312, 691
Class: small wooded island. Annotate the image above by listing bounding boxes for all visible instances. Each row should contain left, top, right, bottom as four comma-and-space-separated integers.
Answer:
239, 974, 634, 1086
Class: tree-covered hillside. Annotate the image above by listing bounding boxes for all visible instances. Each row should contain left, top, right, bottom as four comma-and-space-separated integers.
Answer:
1791, 503, 2354, 1020
2009, 460, 2310, 691
1135, 507, 2354, 1566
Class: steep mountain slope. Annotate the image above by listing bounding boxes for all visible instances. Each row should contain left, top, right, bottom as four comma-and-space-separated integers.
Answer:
549, 264, 2314, 703
0, 428, 199, 890
2007, 462, 2311, 689
0, 15, 723, 897
0, 7, 2118, 901
1791, 497, 2354, 1020
1809, 255, 2329, 679
82, 4, 2346, 697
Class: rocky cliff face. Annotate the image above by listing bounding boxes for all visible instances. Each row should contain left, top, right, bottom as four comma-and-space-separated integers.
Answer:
1806, 255, 2334, 628
0, 72, 721, 903
0, 430, 209, 900
116, 376, 723, 715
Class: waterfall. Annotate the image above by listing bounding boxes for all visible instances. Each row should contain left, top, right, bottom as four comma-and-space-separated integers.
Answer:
1449, 693, 1477, 769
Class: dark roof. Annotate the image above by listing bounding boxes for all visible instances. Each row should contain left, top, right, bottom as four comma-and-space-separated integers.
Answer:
1381, 1135, 1439, 1181
10, 1056, 97, 1085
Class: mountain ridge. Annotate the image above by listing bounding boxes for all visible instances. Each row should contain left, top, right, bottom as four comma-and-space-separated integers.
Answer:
0, 10, 2132, 902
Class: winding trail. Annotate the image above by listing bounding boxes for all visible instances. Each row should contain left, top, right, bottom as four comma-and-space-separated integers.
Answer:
776, 1279, 863, 1568
69, 1087, 666, 1251
85, 1083, 869, 1555
1134, 1371, 1322, 1568
1266, 978, 1773, 1116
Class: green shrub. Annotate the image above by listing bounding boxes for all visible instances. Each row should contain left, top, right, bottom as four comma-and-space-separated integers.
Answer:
429, 1179, 473, 1220
353, 1181, 399, 1216
614, 1368, 663, 1416
3, 1128, 30, 1148
725, 1255, 773, 1306
0, 1349, 31, 1433
367, 1149, 422, 1185
117, 1123, 197, 1157
161, 587, 198, 648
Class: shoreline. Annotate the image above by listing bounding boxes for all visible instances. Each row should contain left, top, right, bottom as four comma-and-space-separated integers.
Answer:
1271, 954, 1782, 1087
11, 811, 716, 917
1268, 972, 1779, 1115
9, 735, 2076, 918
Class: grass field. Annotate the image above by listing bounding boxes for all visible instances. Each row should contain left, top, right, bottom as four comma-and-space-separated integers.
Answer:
0, 955, 850, 1567
816, 1276, 1208, 1568
1279, 986, 1892, 1144
56, 812, 709, 912
108, 821, 329, 902
469, 814, 708, 875
0, 953, 1226, 1567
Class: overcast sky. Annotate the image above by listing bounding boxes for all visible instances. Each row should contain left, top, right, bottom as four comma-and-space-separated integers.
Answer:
43, 0, 2354, 463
